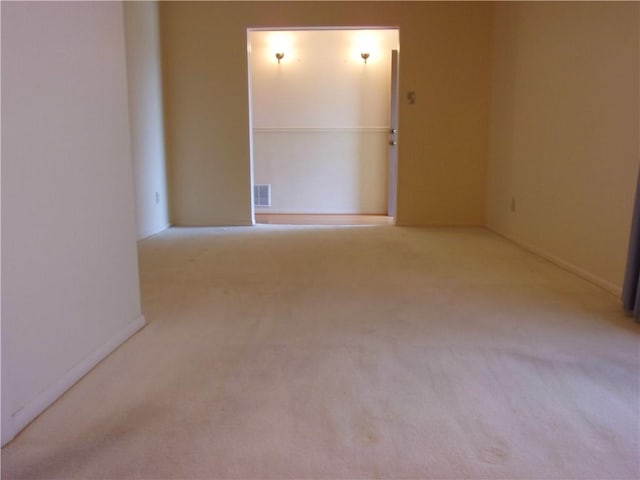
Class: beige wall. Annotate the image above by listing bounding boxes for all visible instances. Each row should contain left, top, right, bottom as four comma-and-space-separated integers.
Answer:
1, 2, 144, 444
486, 2, 640, 292
253, 131, 390, 214
124, 2, 171, 239
159, 2, 492, 226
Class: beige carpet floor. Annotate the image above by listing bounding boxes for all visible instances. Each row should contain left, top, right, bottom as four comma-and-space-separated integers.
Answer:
2, 226, 639, 479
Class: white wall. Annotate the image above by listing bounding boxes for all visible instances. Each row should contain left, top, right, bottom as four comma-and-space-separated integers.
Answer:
250, 29, 398, 214
124, 1, 170, 240
486, 2, 640, 293
1, 2, 144, 445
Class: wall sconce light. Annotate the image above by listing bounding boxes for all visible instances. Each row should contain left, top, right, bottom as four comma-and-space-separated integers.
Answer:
275, 52, 285, 64
361, 52, 370, 64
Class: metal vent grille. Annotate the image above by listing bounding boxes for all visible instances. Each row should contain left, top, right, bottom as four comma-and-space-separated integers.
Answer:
253, 184, 271, 207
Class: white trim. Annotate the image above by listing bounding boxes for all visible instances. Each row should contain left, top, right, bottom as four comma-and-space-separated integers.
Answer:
255, 208, 388, 215
1, 374, 15, 446
247, 29, 256, 226
138, 223, 170, 241
247, 26, 400, 33
2, 314, 145, 446
486, 227, 622, 297
253, 127, 390, 134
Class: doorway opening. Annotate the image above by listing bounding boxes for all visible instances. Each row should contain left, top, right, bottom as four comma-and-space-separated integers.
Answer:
247, 28, 400, 226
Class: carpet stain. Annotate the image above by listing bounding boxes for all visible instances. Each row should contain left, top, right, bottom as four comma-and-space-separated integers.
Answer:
473, 422, 511, 465
353, 410, 379, 445
478, 443, 510, 465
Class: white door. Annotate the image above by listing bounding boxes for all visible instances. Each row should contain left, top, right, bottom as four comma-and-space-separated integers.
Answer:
388, 49, 399, 217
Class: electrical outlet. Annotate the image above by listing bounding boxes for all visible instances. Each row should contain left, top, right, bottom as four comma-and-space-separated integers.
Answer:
155, 192, 160, 205
510, 197, 516, 212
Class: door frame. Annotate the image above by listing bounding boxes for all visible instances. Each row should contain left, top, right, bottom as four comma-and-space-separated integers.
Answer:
246, 26, 400, 225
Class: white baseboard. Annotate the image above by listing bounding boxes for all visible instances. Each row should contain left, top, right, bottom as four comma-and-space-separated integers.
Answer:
2, 314, 145, 446
1, 373, 14, 446
254, 209, 388, 215
138, 223, 170, 241
487, 227, 622, 297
